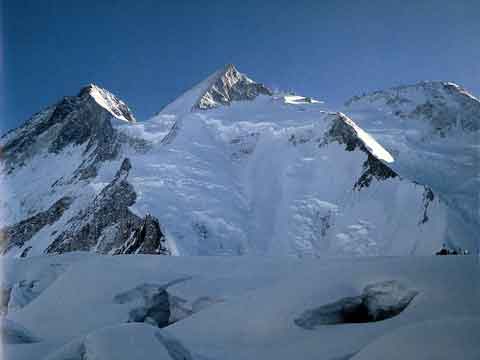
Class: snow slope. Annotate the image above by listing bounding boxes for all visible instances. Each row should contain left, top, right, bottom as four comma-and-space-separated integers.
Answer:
1, 66, 478, 257
1, 254, 478, 359
352, 317, 480, 360
115, 84, 450, 256
344, 81, 480, 253
1, 68, 479, 360
0, 84, 172, 258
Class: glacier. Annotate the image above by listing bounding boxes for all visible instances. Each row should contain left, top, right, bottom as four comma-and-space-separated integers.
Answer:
1, 254, 479, 360
0, 64, 479, 359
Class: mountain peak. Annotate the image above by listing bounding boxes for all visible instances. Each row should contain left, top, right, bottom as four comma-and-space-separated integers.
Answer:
0, 83, 137, 175
222, 63, 237, 72
79, 83, 136, 123
346, 81, 479, 107
345, 81, 480, 132
77, 83, 99, 97
211, 63, 243, 81
157, 64, 272, 115
195, 64, 272, 110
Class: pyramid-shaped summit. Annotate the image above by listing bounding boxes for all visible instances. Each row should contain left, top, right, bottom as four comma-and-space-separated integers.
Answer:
195, 64, 273, 110
79, 83, 137, 123
158, 64, 273, 115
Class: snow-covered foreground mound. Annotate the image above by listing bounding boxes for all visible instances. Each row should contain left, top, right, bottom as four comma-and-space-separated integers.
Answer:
1, 254, 479, 359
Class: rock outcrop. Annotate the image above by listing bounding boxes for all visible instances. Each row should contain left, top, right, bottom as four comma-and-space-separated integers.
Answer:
0, 197, 73, 254
345, 81, 480, 133
0, 84, 171, 257
323, 113, 398, 189
195, 64, 272, 110
45, 158, 170, 255
1, 84, 135, 177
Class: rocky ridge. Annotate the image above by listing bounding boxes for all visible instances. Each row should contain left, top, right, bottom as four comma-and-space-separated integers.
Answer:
195, 64, 273, 109
1, 65, 477, 257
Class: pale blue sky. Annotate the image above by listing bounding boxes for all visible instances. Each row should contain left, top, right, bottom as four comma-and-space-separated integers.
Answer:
2, 0, 479, 132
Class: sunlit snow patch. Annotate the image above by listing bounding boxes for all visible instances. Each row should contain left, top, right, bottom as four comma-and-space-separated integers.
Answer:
341, 114, 395, 163
88, 84, 136, 123
284, 95, 322, 105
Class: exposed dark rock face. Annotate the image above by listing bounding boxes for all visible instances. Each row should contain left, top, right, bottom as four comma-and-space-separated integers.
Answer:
0, 85, 171, 257
295, 280, 418, 329
0, 197, 73, 254
420, 187, 435, 224
288, 129, 317, 146
19, 246, 32, 258
353, 153, 398, 190
46, 158, 170, 255
195, 64, 272, 110
323, 113, 398, 190
323, 113, 367, 152
114, 214, 169, 255
435, 243, 467, 255
49, 96, 113, 155
78, 84, 136, 123
1, 107, 57, 174
1, 84, 135, 179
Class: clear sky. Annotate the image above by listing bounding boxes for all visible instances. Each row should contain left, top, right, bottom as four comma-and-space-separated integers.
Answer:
2, 0, 479, 133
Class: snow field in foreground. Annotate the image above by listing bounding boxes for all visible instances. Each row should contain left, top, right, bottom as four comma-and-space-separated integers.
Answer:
1, 254, 478, 359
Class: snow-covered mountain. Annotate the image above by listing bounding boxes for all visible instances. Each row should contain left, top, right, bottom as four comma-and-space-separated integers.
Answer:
1, 66, 479, 360
0, 85, 168, 257
158, 63, 272, 114
1, 66, 478, 257
343, 81, 480, 253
